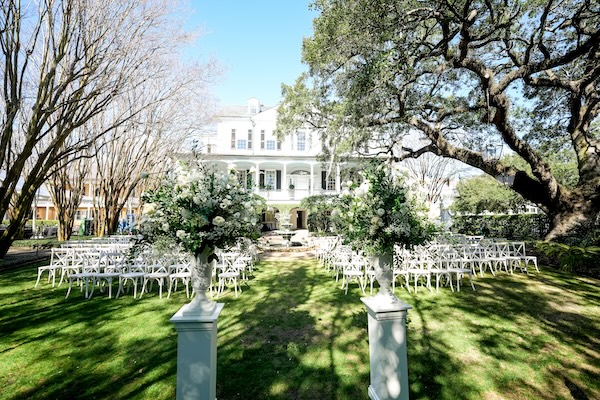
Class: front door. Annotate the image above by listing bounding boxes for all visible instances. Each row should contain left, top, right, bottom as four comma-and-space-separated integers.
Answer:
296, 210, 305, 229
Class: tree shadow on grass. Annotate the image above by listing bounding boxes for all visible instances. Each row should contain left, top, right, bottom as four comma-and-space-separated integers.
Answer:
216, 258, 374, 399
402, 270, 600, 399
0, 265, 187, 400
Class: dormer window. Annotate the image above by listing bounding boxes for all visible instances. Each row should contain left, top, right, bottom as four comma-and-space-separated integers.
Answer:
248, 98, 261, 114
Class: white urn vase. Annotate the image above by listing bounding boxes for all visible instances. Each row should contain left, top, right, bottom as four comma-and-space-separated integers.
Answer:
370, 252, 401, 304
181, 245, 217, 316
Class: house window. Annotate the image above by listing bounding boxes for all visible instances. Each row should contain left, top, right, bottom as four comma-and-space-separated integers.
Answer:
327, 175, 336, 190
231, 129, 236, 149
266, 140, 276, 150
248, 129, 253, 149
236, 170, 248, 187
277, 140, 282, 150
297, 131, 306, 151
237, 139, 247, 149
260, 130, 265, 149
264, 170, 276, 189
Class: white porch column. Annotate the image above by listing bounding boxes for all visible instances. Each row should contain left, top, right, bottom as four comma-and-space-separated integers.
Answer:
170, 303, 225, 400
283, 163, 287, 191
310, 164, 315, 195
361, 297, 412, 400
254, 162, 260, 194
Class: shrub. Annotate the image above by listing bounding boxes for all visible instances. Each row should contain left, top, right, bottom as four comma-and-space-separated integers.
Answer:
536, 241, 600, 274
451, 214, 549, 240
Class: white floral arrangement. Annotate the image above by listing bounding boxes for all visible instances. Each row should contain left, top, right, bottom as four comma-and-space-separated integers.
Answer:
139, 160, 265, 256
332, 162, 436, 255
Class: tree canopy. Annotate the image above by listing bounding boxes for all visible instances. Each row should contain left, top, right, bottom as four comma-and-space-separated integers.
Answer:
278, 0, 600, 241
0, 0, 217, 255
451, 174, 526, 214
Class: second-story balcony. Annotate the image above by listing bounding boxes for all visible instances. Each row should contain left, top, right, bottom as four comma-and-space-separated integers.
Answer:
256, 187, 340, 202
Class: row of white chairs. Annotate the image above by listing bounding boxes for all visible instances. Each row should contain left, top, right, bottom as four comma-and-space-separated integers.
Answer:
35, 242, 259, 300
315, 236, 539, 294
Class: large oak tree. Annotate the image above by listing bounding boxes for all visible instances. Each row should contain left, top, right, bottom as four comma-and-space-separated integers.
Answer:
278, 0, 599, 241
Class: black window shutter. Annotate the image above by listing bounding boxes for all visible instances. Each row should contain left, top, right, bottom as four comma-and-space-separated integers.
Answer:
321, 171, 326, 189
259, 170, 265, 187
276, 170, 282, 190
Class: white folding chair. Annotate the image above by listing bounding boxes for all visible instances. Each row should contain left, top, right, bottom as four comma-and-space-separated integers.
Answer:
140, 256, 171, 299
90, 251, 125, 298
35, 248, 72, 288
167, 257, 192, 299
340, 252, 366, 295
216, 254, 242, 298
65, 250, 101, 299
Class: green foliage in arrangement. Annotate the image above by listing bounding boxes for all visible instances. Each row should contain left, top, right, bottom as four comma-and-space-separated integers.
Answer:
451, 214, 549, 241
332, 162, 436, 254
140, 160, 265, 256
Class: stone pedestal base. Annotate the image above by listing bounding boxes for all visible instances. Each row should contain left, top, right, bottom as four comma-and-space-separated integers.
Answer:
362, 296, 412, 400
170, 303, 224, 400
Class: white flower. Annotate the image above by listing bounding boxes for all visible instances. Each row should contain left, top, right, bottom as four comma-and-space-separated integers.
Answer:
212, 216, 225, 226
142, 203, 156, 214
181, 209, 192, 219
355, 181, 370, 196
377, 208, 385, 216
161, 222, 170, 231
371, 216, 380, 226
176, 230, 187, 239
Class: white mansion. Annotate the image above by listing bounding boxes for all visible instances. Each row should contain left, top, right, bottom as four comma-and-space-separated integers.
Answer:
192, 98, 354, 230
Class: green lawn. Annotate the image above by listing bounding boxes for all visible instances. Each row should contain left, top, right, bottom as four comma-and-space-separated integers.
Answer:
1, 254, 599, 399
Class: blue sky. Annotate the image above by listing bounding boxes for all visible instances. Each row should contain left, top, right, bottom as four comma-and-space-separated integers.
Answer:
185, 1, 317, 107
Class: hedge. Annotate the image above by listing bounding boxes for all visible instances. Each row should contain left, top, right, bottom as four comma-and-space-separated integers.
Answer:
451, 214, 550, 240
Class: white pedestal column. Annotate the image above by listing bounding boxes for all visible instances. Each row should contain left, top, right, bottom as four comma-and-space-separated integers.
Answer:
170, 303, 225, 400
361, 297, 412, 400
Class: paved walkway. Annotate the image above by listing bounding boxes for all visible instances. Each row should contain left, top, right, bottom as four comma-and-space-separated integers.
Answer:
0, 247, 51, 270
259, 249, 317, 261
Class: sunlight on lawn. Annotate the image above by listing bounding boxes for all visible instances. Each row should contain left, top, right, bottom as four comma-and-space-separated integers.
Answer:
1, 256, 599, 399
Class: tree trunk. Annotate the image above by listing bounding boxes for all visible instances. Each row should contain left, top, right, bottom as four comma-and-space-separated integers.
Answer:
57, 219, 75, 242
0, 203, 30, 257
544, 188, 600, 242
